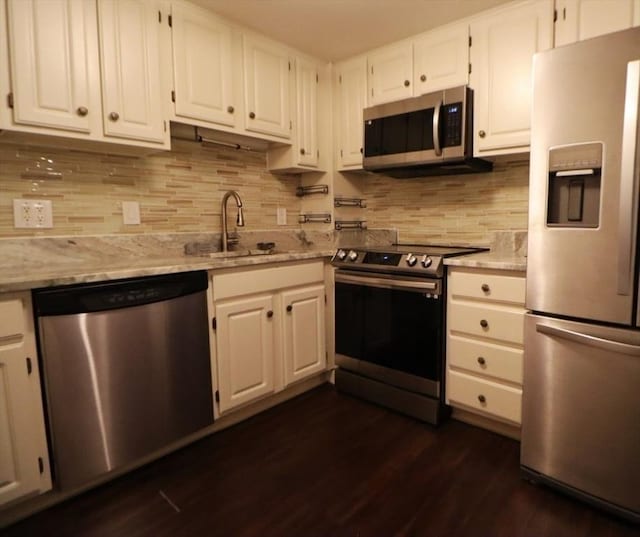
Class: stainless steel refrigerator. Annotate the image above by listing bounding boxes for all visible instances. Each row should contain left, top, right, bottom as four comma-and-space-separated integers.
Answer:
522, 26, 640, 523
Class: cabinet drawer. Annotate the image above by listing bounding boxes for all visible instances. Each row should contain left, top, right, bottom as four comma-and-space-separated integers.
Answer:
448, 370, 522, 424
448, 335, 523, 384
448, 302, 524, 345
449, 269, 525, 305
213, 261, 324, 300
0, 294, 27, 340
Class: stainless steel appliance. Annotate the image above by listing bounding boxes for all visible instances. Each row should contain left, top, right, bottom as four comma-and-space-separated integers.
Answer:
522, 27, 640, 523
362, 86, 492, 177
332, 244, 486, 424
33, 271, 214, 492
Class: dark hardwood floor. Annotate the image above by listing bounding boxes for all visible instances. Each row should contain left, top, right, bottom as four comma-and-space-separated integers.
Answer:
3, 384, 637, 537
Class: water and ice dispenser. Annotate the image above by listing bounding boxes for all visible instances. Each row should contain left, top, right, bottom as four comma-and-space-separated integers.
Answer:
547, 142, 602, 228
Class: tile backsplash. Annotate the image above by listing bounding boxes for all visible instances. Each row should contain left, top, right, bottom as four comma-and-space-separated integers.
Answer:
362, 158, 530, 245
1, 136, 530, 245
0, 138, 301, 238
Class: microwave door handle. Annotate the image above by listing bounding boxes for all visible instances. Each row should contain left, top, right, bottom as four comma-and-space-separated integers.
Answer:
618, 59, 640, 296
536, 323, 640, 356
433, 100, 442, 156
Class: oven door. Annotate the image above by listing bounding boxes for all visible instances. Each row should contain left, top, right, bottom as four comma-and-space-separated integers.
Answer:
334, 270, 444, 396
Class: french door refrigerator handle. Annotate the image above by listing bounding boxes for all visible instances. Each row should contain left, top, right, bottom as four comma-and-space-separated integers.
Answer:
433, 100, 442, 156
536, 323, 640, 356
617, 59, 640, 296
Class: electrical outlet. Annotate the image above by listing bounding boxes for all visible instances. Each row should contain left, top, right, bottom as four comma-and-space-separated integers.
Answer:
122, 201, 141, 225
13, 199, 53, 228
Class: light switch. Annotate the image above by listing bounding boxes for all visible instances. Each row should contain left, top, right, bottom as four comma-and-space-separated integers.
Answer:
277, 207, 287, 225
122, 201, 141, 225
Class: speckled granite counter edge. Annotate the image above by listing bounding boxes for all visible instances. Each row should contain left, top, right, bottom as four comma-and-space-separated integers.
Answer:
0, 250, 336, 293
444, 252, 527, 272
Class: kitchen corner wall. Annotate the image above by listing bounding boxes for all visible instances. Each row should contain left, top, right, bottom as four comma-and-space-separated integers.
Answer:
0, 138, 301, 238
362, 158, 529, 245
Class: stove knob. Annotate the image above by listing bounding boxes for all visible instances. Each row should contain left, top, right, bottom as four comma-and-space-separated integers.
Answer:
406, 253, 417, 267
421, 255, 433, 268
348, 250, 358, 262
335, 249, 347, 261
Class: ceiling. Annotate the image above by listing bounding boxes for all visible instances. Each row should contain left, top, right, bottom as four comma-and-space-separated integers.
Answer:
190, 0, 512, 62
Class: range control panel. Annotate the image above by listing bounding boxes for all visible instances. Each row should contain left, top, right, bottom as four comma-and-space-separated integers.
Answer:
331, 248, 444, 277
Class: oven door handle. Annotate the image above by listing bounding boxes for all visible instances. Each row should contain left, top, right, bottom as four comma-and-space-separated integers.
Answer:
335, 272, 438, 293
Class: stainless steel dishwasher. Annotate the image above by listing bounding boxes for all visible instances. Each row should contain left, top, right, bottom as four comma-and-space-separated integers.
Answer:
33, 270, 214, 492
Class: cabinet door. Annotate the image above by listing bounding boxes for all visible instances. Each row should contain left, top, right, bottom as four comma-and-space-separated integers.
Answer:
98, 0, 166, 143
6, 0, 100, 133
295, 57, 319, 167
413, 22, 469, 94
367, 41, 413, 105
243, 34, 291, 138
215, 294, 275, 413
470, 0, 554, 155
0, 293, 51, 506
336, 56, 367, 169
555, 0, 640, 46
282, 285, 326, 386
171, 1, 236, 128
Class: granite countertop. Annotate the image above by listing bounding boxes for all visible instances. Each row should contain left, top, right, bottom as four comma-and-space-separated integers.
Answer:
0, 248, 336, 293
444, 251, 527, 272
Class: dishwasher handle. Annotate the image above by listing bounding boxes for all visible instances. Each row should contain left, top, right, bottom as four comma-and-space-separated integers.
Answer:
33, 270, 209, 316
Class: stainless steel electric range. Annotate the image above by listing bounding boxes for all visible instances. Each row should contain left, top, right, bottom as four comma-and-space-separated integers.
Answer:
332, 244, 487, 425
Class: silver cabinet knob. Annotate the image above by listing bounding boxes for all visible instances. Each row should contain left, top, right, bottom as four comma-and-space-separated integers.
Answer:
109, 112, 119, 121
249, 111, 256, 119
404, 79, 410, 87
479, 130, 486, 138
77, 106, 88, 117
420, 74, 426, 82
227, 105, 234, 114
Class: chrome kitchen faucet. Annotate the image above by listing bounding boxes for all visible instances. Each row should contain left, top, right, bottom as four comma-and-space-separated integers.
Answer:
221, 190, 245, 252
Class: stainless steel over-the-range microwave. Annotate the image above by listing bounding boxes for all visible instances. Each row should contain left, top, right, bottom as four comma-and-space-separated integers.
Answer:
362, 85, 492, 178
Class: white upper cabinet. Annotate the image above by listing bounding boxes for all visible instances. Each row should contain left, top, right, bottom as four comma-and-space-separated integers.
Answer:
170, 1, 237, 128
335, 56, 368, 169
267, 55, 322, 172
2, 0, 169, 149
243, 33, 292, 139
295, 57, 319, 167
367, 41, 413, 105
555, 0, 640, 46
413, 22, 470, 94
470, 0, 554, 155
98, 0, 166, 143
6, 0, 100, 134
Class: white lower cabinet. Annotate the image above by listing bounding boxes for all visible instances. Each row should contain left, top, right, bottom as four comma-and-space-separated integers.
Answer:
214, 294, 276, 412
0, 292, 51, 507
446, 267, 526, 427
211, 261, 327, 414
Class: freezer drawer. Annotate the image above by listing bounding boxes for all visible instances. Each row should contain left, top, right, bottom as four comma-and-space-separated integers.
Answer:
521, 313, 640, 518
